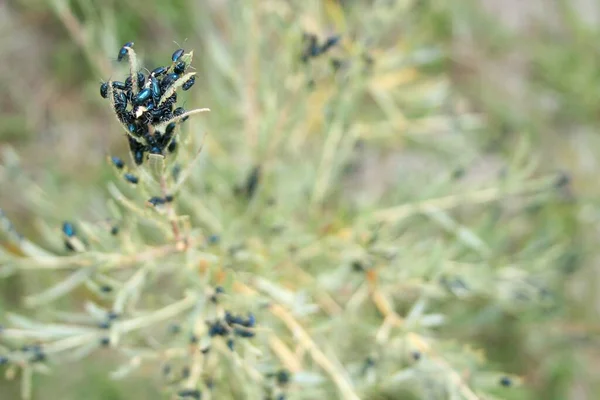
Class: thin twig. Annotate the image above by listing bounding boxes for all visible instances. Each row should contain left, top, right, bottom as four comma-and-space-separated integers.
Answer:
372, 176, 554, 223
269, 304, 360, 400
11, 243, 183, 271
160, 174, 183, 246
269, 334, 303, 373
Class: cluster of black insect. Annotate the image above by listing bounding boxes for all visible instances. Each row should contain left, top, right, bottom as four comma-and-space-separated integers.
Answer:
206, 310, 256, 352
208, 311, 256, 339
0, 342, 46, 368
100, 42, 196, 165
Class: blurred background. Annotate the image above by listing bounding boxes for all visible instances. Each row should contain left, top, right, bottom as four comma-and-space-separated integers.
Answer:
0, 0, 599, 399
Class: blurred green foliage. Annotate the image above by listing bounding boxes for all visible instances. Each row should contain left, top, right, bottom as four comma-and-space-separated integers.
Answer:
0, 0, 598, 399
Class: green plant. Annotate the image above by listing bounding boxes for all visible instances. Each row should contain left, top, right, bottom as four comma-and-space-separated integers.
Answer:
0, 1, 573, 399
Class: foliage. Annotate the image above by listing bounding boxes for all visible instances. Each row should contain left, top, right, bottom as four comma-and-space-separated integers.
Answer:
0, 1, 580, 399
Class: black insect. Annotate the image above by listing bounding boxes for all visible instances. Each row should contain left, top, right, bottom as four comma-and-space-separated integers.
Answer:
118, 109, 134, 125
123, 88, 134, 103
134, 150, 144, 165
226, 338, 235, 351
133, 88, 152, 105
301, 33, 341, 62
128, 135, 142, 152
173, 61, 186, 74
124, 76, 133, 89
224, 311, 239, 326
112, 81, 127, 90
168, 139, 177, 153
150, 106, 170, 124
244, 166, 261, 198
100, 82, 108, 98
127, 123, 137, 134
144, 131, 158, 147
168, 323, 181, 335
499, 377, 512, 387
177, 389, 201, 399
302, 34, 319, 62
208, 235, 220, 245
115, 111, 127, 124
173, 107, 188, 121
172, 48, 185, 62
208, 321, 228, 337
161, 72, 179, 89
148, 146, 162, 155
151, 66, 168, 77
163, 93, 177, 107
234, 328, 255, 338
360, 357, 376, 376
98, 321, 111, 329
159, 123, 176, 147
182, 76, 195, 91
114, 92, 128, 111
29, 349, 46, 363
150, 75, 161, 104
100, 337, 110, 347
124, 173, 139, 184
107, 311, 119, 320
243, 313, 255, 328
110, 225, 119, 235
22, 345, 46, 363
137, 71, 146, 88
330, 58, 343, 71
276, 369, 291, 385
62, 222, 76, 237
224, 311, 255, 328
152, 103, 175, 126
174, 111, 188, 122
321, 35, 340, 53
165, 122, 176, 135
117, 41, 134, 62
111, 156, 124, 169
100, 284, 113, 292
